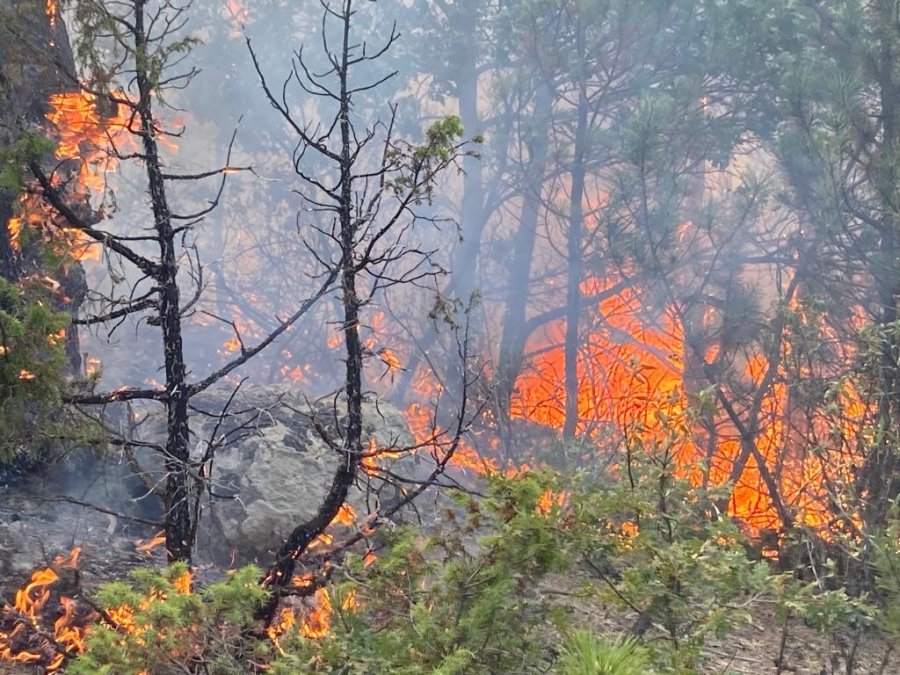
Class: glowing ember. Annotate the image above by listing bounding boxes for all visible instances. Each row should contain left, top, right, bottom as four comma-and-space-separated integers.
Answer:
7, 216, 23, 248
46, 0, 57, 27
84, 354, 102, 377
221, 336, 241, 353
341, 588, 358, 611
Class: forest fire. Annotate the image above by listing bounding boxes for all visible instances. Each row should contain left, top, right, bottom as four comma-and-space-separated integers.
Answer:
268, 584, 359, 652
45, 91, 133, 192
4, 90, 134, 264
506, 271, 866, 539
0, 550, 352, 672
0, 549, 92, 673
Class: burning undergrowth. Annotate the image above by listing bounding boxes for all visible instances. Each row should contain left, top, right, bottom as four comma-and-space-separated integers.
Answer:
0, 549, 92, 672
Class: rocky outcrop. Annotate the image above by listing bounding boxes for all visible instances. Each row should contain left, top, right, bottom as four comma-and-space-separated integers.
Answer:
129, 384, 420, 566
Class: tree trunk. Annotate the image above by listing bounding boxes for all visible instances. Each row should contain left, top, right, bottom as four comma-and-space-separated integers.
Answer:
562, 25, 589, 441
496, 83, 552, 425
261, 0, 363, 600
133, 0, 192, 563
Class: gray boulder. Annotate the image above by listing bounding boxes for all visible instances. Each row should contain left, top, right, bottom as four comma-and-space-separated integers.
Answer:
130, 384, 419, 566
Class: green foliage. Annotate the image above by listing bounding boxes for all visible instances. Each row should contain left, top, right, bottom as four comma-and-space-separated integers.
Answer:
563, 432, 773, 671
70, 564, 271, 675
387, 115, 474, 205
0, 278, 77, 460
772, 573, 874, 636
870, 510, 900, 644
67, 456, 895, 674
273, 473, 570, 674
70, 0, 200, 100
0, 132, 55, 193
557, 632, 653, 675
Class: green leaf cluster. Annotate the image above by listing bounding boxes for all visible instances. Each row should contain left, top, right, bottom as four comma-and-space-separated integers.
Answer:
69, 564, 271, 675
0, 278, 75, 460
557, 631, 653, 675
0, 132, 55, 194
386, 115, 474, 205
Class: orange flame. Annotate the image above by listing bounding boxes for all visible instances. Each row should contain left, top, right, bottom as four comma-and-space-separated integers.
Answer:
45, 91, 135, 193
0, 548, 91, 671
508, 270, 866, 537
135, 531, 166, 556
299, 588, 332, 639
536, 488, 569, 516
46, 0, 57, 27
4, 90, 137, 264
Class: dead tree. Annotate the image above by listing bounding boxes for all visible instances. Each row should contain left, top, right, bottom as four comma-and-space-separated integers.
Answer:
29, 0, 337, 563
246, 0, 477, 613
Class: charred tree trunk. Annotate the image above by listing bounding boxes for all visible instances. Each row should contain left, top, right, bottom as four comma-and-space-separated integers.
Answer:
133, 0, 192, 563
261, 0, 363, 606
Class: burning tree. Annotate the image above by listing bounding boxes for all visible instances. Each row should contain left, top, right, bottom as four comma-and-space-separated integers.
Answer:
14, 0, 350, 564
5, 0, 476, 577
0, 0, 94, 464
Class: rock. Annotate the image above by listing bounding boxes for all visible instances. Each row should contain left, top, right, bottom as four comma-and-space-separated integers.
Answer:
130, 384, 420, 566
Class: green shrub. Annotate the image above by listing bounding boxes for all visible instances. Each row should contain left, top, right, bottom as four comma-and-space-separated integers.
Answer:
562, 430, 773, 671
871, 513, 900, 644
272, 474, 572, 674
69, 564, 271, 675
557, 631, 653, 675
0, 278, 76, 461
69, 449, 891, 674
